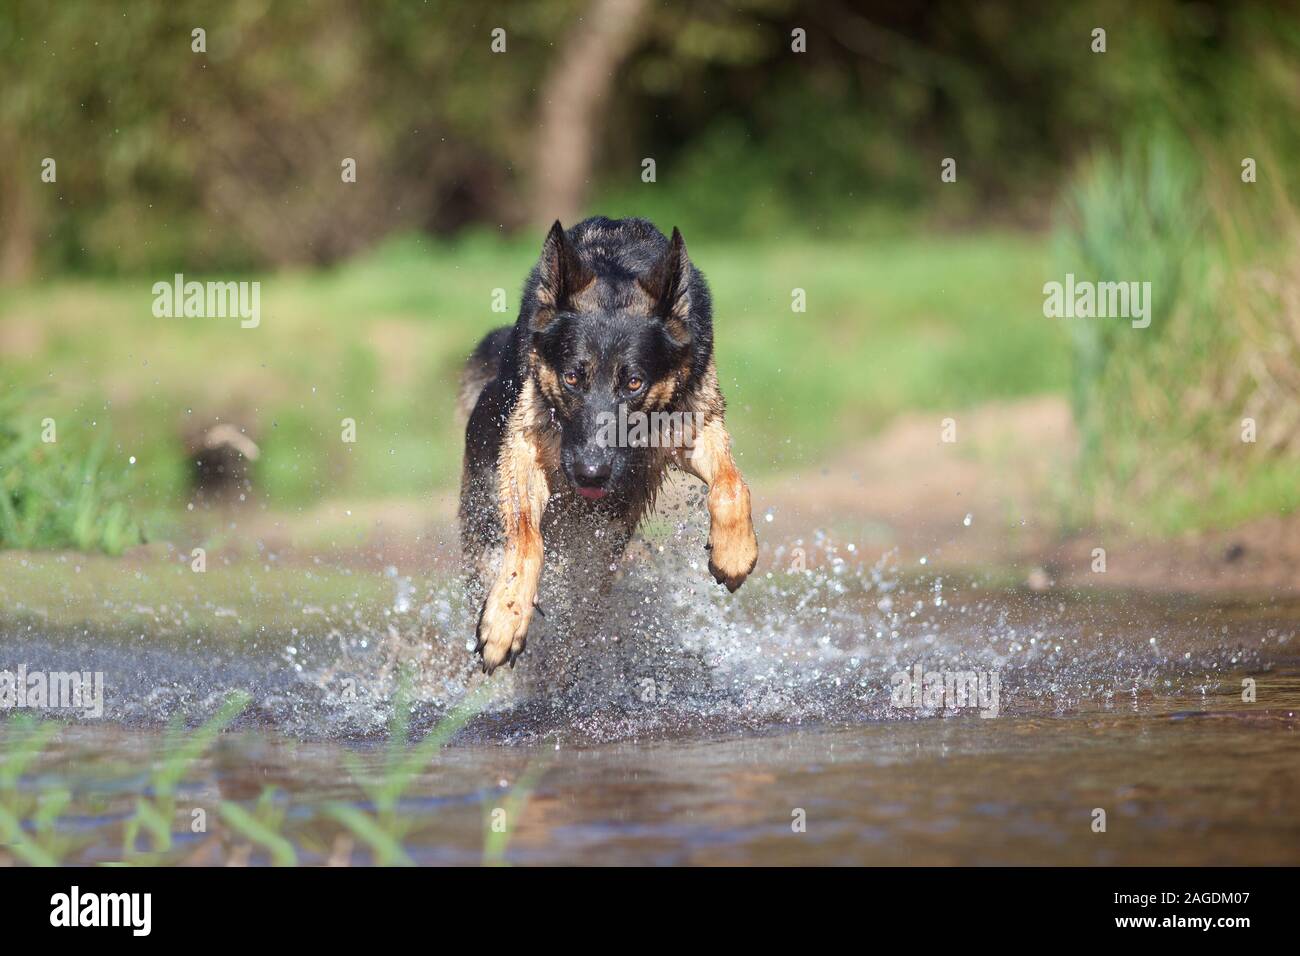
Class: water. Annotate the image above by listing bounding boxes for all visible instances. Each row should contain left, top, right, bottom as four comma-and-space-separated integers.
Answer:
2, 506, 1298, 865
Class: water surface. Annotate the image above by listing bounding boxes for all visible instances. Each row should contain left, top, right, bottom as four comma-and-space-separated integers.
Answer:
3, 526, 1298, 865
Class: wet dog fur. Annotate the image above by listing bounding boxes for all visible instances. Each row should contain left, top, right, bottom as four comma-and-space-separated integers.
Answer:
458, 217, 758, 674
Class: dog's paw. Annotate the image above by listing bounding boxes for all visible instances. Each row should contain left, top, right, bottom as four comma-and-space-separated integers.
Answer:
706, 506, 758, 593
474, 581, 535, 676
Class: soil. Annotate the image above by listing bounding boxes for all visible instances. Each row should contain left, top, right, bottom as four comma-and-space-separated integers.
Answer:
762, 396, 1300, 598
189, 396, 1299, 600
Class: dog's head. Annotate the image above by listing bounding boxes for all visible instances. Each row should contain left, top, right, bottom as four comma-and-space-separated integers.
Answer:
527, 221, 696, 500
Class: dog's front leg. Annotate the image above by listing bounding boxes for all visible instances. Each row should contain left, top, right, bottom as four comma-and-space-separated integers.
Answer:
678, 416, 758, 592
476, 427, 551, 675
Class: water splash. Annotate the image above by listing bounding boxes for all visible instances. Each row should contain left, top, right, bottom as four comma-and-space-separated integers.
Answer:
3, 479, 1291, 744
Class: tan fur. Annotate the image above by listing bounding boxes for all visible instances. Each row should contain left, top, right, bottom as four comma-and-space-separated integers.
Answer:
672, 369, 757, 591
475, 380, 561, 673
531, 304, 557, 330
534, 274, 597, 329
611, 359, 731, 532
642, 340, 703, 411
533, 354, 566, 410
623, 279, 658, 316
642, 375, 679, 412
566, 275, 601, 312
473, 353, 755, 672
680, 360, 727, 421
663, 316, 691, 347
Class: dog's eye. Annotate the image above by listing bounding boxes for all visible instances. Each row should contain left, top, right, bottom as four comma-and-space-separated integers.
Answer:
626, 376, 643, 393
563, 370, 580, 388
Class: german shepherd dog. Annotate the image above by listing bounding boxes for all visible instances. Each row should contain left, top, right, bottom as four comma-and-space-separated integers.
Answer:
458, 217, 758, 674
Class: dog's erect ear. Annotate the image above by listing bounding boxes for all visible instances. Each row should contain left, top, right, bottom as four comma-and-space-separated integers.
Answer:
639, 227, 692, 344
535, 220, 594, 317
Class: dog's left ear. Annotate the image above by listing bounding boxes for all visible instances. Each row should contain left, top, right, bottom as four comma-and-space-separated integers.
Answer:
640, 227, 693, 343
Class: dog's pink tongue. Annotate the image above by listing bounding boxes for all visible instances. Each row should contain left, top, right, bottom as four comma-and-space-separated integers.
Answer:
577, 486, 607, 500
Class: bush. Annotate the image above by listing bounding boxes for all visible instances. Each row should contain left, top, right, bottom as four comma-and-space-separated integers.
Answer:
1055, 131, 1300, 532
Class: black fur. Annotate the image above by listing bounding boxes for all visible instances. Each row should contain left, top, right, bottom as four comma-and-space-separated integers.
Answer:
460, 217, 716, 553
458, 217, 758, 675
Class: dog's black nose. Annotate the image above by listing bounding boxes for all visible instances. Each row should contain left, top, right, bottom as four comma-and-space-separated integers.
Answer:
574, 459, 611, 487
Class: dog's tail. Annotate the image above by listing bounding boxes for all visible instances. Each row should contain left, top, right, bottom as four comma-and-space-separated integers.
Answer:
457, 326, 513, 425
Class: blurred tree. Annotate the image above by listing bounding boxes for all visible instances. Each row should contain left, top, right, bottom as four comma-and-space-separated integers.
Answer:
0, 0, 575, 274
531, 0, 649, 227
2, 0, 1298, 274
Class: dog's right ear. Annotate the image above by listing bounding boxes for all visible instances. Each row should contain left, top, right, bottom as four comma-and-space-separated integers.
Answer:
533, 221, 593, 328
639, 227, 693, 346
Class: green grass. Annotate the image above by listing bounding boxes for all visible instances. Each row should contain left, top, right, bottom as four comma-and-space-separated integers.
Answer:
0, 549, 392, 648
4, 222, 1295, 542
0, 390, 143, 553
0, 231, 1063, 513
123, 691, 251, 862
1054, 132, 1300, 534
0, 679, 496, 867
328, 675, 487, 866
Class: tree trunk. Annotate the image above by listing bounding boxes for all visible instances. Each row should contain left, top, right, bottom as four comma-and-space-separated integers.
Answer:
0, 170, 37, 283
530, 0, 648, 228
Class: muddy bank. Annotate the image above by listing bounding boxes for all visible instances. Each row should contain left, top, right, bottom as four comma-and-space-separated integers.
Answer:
763, 397, 1300, 598
62, 396, 1295, 601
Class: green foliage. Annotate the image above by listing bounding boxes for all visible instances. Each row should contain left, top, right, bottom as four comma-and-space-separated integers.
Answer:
0, 682, 493, 866
1055, 132, 1300, 532
1056, 132, 1209, 478
0, 232, 1059, 514
0, 0, 586, 274
122, 691, 251, 861
0, 718, 77, 866
0, 390, 144, 554
220, 790, 297, 866
3, 0, 1298, 542
329, 671, 485, 866
482, 759, 549, 867
6, 0, 1300, 272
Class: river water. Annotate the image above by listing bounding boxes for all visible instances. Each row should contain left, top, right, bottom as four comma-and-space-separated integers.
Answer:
2, 524, 1298, 865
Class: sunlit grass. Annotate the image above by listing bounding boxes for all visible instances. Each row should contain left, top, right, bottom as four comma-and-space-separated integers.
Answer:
6, 221, 1291, 542
1055, 132, 1300, 534
0, 549, 392, 647
0, 231, 1061, 508
0, 390, 143, 554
